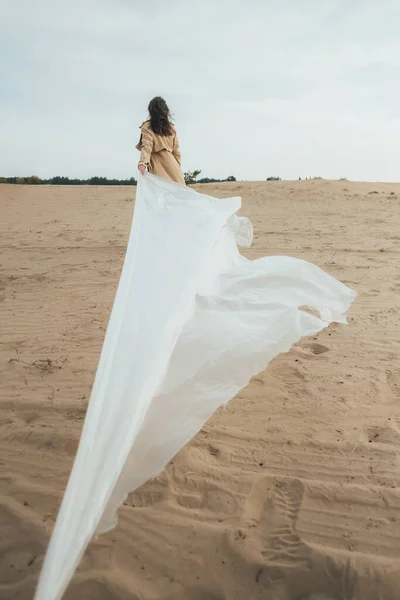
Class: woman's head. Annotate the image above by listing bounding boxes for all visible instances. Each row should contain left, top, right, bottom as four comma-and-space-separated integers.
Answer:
148, 96, 173, 136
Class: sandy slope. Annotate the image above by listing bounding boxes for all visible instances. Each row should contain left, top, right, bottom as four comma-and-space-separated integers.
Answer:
0, 179, 399, 600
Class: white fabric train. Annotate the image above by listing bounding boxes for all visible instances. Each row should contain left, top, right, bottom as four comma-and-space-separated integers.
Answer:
35, 173, 356, 599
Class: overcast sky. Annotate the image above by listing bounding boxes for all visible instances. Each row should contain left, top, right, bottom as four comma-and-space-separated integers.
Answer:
1, 0, 399, 181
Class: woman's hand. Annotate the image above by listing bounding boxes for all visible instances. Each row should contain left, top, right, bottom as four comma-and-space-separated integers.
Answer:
138, 164, 146, 176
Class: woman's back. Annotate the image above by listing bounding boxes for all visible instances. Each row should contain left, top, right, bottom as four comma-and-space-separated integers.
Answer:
138, 120, 176, 154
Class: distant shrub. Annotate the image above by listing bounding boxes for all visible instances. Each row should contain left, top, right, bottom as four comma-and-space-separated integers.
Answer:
184, 170, 201, 185
185, 171, 236, 185
26, 175, 41, 184
0, 175, 137, 186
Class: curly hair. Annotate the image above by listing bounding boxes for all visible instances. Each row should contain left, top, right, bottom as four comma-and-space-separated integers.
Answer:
148, 96, 173, 136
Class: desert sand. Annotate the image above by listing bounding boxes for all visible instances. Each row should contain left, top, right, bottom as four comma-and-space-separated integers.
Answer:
0, 179, 399, 600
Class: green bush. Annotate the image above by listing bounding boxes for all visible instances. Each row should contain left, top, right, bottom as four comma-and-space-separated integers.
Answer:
184, 170, 201, 185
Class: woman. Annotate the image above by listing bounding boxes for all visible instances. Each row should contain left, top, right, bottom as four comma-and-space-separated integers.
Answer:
136, 97, 185, 185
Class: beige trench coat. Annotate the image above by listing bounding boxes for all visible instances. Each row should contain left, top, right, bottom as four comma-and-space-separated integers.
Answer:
136, 121, 185, 185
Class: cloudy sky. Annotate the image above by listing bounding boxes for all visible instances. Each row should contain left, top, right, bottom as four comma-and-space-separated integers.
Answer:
1, 0, 399, 181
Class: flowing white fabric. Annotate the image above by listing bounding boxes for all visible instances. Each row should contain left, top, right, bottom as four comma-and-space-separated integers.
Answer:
35, 173, 356, 600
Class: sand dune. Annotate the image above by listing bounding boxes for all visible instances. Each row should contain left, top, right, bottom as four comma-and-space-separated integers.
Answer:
0, 179, 399, 599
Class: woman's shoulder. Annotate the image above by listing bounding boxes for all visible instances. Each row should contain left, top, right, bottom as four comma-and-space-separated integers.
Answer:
140, 120, 151, 131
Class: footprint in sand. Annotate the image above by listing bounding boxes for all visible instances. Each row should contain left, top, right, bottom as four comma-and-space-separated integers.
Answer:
367, 424, 400, 445
303, 343, 330, 356
299, 557, 357, 600
260, 478, 310, 569
231, 476, 310, 571
125, 476, 169, 508
176, 478, 239, 515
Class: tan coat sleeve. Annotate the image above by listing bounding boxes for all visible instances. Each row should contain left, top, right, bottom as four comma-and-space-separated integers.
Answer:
138, 127, 153, 167
172, 133, 181, 166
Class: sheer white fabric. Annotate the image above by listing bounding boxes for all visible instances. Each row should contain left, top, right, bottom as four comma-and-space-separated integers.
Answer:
35, 173, 356, 600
